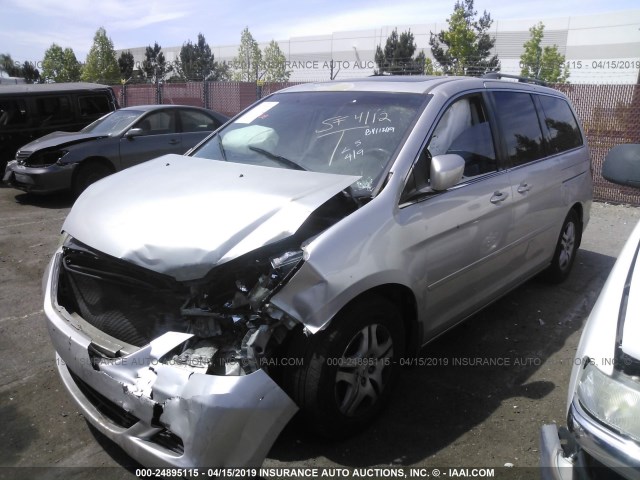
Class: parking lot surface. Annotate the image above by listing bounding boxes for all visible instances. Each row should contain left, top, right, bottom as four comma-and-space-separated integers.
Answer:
1, 183, 639, 479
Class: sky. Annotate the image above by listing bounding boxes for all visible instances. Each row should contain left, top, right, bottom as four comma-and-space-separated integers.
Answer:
1, 0, 639, 64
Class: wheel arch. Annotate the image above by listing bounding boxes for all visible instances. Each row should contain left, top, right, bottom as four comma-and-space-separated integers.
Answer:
326, 283, 421, 359
71, 156, 116, 194
72, 156, 116, 182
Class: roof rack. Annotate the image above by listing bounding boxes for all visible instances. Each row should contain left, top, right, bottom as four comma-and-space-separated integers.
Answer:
481, 72, 547, 86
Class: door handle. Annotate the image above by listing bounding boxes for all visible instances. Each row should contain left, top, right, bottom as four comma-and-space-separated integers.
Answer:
517, 182, 531, 194
168, 139, 179, 145
490, 191, 507, 204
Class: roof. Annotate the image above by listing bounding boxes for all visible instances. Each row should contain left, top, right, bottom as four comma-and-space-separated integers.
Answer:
281, 76, 458, 94
278, 75, 563, 97
0, 82, 112, 94
117, 104, 229, 121
119, 104, 213, 112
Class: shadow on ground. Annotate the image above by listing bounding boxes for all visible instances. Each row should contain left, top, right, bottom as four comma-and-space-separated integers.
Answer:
12, 191, 75, 209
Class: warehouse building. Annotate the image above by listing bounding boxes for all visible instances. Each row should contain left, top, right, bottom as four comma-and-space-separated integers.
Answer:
121, 9, 640, 84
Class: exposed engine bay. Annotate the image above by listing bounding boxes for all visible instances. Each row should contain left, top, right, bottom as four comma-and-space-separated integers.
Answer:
56, 192, 359, 378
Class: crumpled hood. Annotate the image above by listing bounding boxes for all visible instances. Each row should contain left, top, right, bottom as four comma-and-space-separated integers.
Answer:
63, 154, 359, 281
20, 131, 105, 152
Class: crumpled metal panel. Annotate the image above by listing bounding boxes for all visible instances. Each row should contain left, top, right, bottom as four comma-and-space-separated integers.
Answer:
45, 253, 298, 467
63, 155, 359, 281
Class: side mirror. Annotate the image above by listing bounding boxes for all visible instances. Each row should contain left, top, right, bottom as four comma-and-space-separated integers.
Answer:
125, 128, 144, 139
602, 144, 640, 189
431, 154, 465, 191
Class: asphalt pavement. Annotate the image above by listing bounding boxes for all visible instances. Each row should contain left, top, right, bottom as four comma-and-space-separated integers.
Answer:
1, 184, 639, 479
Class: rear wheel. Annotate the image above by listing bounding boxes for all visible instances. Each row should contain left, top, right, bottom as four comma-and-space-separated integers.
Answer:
284, 296, 404, 438
543, 209, 581, 283
73, 162, 113, 197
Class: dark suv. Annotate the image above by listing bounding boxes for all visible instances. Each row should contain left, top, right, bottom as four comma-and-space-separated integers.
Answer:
0, 82, 118, 173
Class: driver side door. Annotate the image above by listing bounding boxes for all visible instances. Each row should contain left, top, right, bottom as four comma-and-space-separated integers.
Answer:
395, 92, 517, 335
119, 109, 182, 169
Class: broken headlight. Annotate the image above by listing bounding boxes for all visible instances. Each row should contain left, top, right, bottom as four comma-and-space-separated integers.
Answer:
577, 362, 640, 442
23, 149, 68, 167
166, 248, 304, 376
246, 250, 304, 309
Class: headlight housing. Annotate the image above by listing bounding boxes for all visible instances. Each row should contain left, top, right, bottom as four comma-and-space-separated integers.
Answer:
577, 362, 640, 442
23, 149, 68, 167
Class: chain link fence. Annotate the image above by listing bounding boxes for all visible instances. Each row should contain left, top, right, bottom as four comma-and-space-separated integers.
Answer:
555, 84, 640, 205
113, 81, 640, 205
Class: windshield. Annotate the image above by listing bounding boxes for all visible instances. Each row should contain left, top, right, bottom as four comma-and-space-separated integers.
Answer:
192, 91, 426, 195
82, 110, 143, 135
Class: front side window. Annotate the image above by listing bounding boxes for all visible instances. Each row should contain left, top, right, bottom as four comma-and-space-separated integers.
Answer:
134, 111, 176, 135
404, 94, 497, 197
492, 91, 545, 166
192, 91, 427, 196
538, 95, 583, 153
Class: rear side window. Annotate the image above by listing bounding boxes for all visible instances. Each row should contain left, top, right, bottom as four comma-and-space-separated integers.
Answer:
180, 110, 220, 132
538, 95, 583, 153
78, 95, 111, 117
0, 99, 27, 129
36, 96, 72, 125
492, 91, 545, 166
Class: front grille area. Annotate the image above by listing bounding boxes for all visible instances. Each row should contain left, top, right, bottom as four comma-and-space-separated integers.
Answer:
68, 368, 185, 454
57, 238, 188, 347
68, 368, 139, 428
150, 430, 185, 455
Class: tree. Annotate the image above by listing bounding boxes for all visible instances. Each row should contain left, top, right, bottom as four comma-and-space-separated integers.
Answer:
374, 28, 424, 75
232, 27, 262, 82
118, 51, 135, 81
0, 53, 22, 77
520, 22, 569, 83
430, 0, 499, 76
262, 40, 290, 82
175, 33, 227, 81
0, 54, 41, 83
42, 44, 82, 82
422, 57, 443, 76
81, 27, 120, 84
142, 42, 171, 83
21, 61, 41, 83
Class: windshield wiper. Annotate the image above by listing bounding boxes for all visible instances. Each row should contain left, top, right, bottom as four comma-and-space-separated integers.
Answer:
248, 146, 306, 171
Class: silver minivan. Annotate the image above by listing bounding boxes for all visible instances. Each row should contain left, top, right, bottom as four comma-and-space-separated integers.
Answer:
43, 75, 592, 468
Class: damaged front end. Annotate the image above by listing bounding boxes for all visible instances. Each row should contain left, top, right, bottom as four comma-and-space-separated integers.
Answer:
44, 181, 360, 467
45, 236, 304, 467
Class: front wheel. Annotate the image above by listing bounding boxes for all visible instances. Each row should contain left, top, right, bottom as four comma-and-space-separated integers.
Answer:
543, 209, 581, 283
284, 296, 404, 438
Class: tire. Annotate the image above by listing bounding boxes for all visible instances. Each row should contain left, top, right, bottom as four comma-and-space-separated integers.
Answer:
543, 209, 581, 284
73, 162, 112, 197
284, 296, 405, 438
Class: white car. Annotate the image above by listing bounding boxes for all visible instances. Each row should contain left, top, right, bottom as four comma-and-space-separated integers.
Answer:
541, 144, 640, 479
